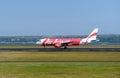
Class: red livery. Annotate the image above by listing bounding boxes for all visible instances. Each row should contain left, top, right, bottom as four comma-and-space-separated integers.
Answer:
36, 28, 99, 48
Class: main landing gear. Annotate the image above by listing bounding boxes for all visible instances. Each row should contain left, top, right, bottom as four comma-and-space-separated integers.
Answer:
64, 46, 67, 49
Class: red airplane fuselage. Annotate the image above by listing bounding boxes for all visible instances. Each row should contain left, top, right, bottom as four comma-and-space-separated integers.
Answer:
36, 28, 99, 48
41, 38, 83, 48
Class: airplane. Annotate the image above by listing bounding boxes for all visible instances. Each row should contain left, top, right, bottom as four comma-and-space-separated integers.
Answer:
36, 28, 99, 48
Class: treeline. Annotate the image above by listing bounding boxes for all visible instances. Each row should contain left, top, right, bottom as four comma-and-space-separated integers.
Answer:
0, 34, 119, 45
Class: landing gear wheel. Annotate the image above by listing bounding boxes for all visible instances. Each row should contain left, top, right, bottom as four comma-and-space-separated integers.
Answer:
64, 46, 67, 49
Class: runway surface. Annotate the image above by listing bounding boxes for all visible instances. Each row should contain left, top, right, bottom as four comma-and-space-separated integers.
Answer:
0, 48, 119, 52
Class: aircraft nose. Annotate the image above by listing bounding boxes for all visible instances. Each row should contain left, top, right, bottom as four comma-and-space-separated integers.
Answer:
36, 38, 46, 45
36, 41, 41, 44
36, 40, 42, 45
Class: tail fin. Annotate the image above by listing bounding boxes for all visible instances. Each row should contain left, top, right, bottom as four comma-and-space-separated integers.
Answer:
80, 28, 99, 44
86, 28, 98, 42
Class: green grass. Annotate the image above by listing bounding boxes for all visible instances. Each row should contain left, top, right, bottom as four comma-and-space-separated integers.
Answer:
0, 52, 120, 61
0, 63, 120, 78
0, 47, 119, 78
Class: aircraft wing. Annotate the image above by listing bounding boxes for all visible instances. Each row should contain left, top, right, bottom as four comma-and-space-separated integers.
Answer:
61, 41, 73, 46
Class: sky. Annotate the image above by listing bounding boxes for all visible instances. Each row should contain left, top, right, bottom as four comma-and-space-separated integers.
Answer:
0, 0, 120, 36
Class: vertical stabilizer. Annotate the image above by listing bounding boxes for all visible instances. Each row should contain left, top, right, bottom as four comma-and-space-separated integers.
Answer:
87, 28, 98, 42
80, 28, 99, 44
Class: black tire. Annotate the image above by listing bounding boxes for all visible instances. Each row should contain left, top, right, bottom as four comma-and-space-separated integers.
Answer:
64, 46, 67, 49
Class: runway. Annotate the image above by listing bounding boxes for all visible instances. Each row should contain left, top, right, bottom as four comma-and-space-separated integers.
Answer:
0, 48, 119, 52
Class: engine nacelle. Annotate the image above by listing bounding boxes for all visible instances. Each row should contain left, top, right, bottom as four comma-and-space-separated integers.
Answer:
54, 43, 61, 48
